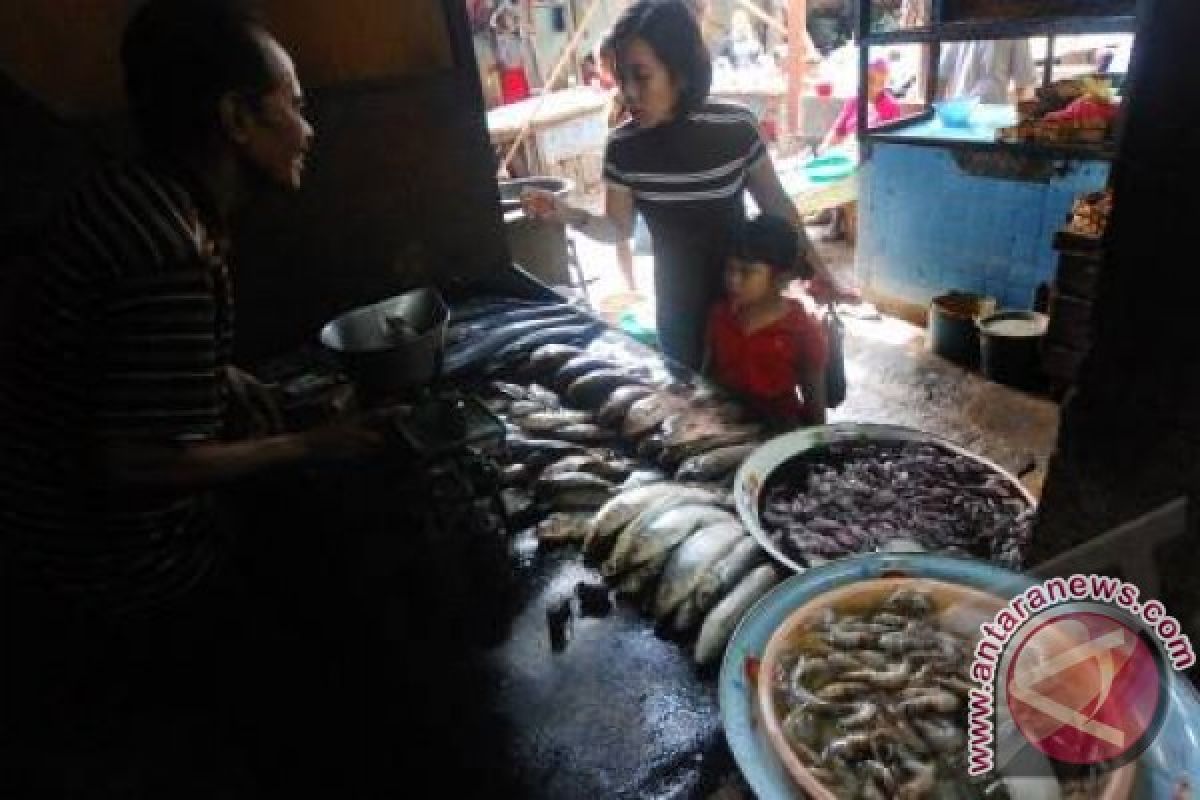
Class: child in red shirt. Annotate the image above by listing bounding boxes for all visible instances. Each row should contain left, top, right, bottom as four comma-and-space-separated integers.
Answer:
705, 214, 828, 427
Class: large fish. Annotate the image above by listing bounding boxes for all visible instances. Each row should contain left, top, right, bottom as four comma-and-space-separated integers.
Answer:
596, 385, 656, 428
565, 368, 646, 410
486, 321, 603, 371
554, 355, 620, 389
694, 565, 780, 667
540, 453, 637, 483
583, 484, 715, 560
448, 298, 559, 325
617, 469, 670, 492
443, 314, 586, 376
622, 391, 693, 439
553, 423, 617, 444
524, 343, 584, 378
674, 443, 758, 483
615, 552, 669, 598
505, 437, 587, 470
535, 512, 593, 546
661, 425, 762, 468
652, 522, 746, 619
517, 409, 593, 435
676, 536, 769, 632
536, 471, 617, 511
603, 503, 736, 578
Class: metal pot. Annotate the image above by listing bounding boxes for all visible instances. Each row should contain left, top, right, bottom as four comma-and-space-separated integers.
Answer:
319, 287, 448, 399
977, 310, 1048, 391
497, 176, 573, 213
928, 291, 997, 368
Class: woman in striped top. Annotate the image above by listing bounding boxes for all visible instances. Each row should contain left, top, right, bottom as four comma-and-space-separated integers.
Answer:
522, 0, 856, 371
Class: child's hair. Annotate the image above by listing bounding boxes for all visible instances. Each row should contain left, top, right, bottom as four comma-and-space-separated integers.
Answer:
731, 214, 809, 279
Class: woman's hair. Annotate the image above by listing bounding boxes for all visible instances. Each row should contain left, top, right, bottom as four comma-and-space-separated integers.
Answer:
610, 0, 712, 114
122, 0, 273, 157
732, 214, 807, 278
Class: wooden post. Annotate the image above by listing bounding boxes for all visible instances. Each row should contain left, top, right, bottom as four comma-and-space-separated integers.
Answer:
786, 0, 807, 140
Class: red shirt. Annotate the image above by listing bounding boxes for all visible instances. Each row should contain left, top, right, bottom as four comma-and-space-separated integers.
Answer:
708, 298, 828, 422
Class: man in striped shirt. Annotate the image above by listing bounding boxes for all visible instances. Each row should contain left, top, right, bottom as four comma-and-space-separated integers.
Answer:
0, 0, 380, 619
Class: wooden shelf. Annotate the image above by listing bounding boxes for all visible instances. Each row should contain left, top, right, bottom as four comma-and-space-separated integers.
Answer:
864, 15, 1137, 46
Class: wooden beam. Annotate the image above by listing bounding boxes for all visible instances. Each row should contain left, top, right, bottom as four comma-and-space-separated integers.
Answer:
786, 0, 807, 138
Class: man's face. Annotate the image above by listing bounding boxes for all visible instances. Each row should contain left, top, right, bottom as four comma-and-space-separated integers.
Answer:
237, 35, 314, 190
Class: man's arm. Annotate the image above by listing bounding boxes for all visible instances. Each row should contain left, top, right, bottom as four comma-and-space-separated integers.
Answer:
100, 416, 384, 490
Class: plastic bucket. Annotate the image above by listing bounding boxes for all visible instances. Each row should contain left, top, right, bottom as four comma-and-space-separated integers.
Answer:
978, 310, 1049, 391
928, 292, 996, 368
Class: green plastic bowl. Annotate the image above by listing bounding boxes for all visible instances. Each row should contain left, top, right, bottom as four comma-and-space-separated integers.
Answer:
803, 154, 856, 183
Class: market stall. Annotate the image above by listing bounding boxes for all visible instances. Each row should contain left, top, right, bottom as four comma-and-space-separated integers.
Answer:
486, 85, 608, 184
5, 1, 1200, 799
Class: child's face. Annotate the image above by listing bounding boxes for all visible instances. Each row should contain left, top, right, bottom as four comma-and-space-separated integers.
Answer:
725, 257, 779, 309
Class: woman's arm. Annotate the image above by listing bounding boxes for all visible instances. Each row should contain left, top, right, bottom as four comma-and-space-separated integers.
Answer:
521, 185, 635, 245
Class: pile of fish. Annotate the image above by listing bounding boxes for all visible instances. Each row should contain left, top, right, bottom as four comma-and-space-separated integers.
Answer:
761, 442, 1035, 570
449, 297, 1037, 673
771, 586, 1003, 800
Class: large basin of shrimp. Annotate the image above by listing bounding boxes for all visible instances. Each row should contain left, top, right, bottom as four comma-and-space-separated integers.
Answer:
756, 576, 1136, 800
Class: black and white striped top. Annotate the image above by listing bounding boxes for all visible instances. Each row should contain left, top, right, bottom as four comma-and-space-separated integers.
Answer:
0, 162, 233, 614
603, 100, 766, 212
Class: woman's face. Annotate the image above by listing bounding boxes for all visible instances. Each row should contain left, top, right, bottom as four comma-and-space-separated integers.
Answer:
619, 37, 680, 128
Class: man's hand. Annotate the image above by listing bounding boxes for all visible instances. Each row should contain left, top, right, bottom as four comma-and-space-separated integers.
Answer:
222, 365, 284, 438
298, 411, 391, 463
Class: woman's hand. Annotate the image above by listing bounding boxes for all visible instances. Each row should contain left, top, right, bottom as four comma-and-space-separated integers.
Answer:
520, 188, 568, 223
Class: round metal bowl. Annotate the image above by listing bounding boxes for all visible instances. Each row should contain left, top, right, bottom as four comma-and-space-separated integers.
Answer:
319, 287, 448, 398
732, 422, 1036, 574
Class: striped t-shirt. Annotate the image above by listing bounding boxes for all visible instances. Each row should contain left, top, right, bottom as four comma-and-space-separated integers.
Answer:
0, 161, 233, 615
602, 100, 767, 368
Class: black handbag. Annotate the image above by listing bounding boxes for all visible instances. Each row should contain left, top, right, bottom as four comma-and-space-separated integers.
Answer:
823, 303, 847, 409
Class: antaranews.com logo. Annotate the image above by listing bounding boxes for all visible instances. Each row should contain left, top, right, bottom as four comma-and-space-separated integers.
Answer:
968, 574, 1195, 778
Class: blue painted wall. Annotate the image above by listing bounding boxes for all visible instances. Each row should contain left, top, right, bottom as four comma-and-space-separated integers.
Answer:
857, 144, 1110, 310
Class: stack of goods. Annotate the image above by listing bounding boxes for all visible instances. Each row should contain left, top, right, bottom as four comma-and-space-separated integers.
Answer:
998, 76, 1118, 146
1066, 188, 1114, 238
1043, 190, 1111, 396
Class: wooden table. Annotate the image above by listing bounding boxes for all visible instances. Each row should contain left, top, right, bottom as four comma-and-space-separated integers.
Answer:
486, 87, 609, 180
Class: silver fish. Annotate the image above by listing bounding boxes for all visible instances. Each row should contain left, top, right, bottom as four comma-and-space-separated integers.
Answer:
566, 368, 645, 409
583, 484, 716, 561
596, 385, 655, 428
541, 453, 636, 483
674, 443, 758, 483
623, 391, 692, 439
525, 344, 583, 377
534, 470, 614, 500
661, 425, 762, 467
535, 512, 592, 546
617, 469, 669, 492
653, 522, 745, 619
517, 409, 593, 434
690, 536, 770, 618
615, 552, 669, 597
606, 504, 736, 577
694, 565, 780, 666
553, 423, 616, 444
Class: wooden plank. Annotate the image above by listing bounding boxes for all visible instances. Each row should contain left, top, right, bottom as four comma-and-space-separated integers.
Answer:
262, 0, 452, 87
